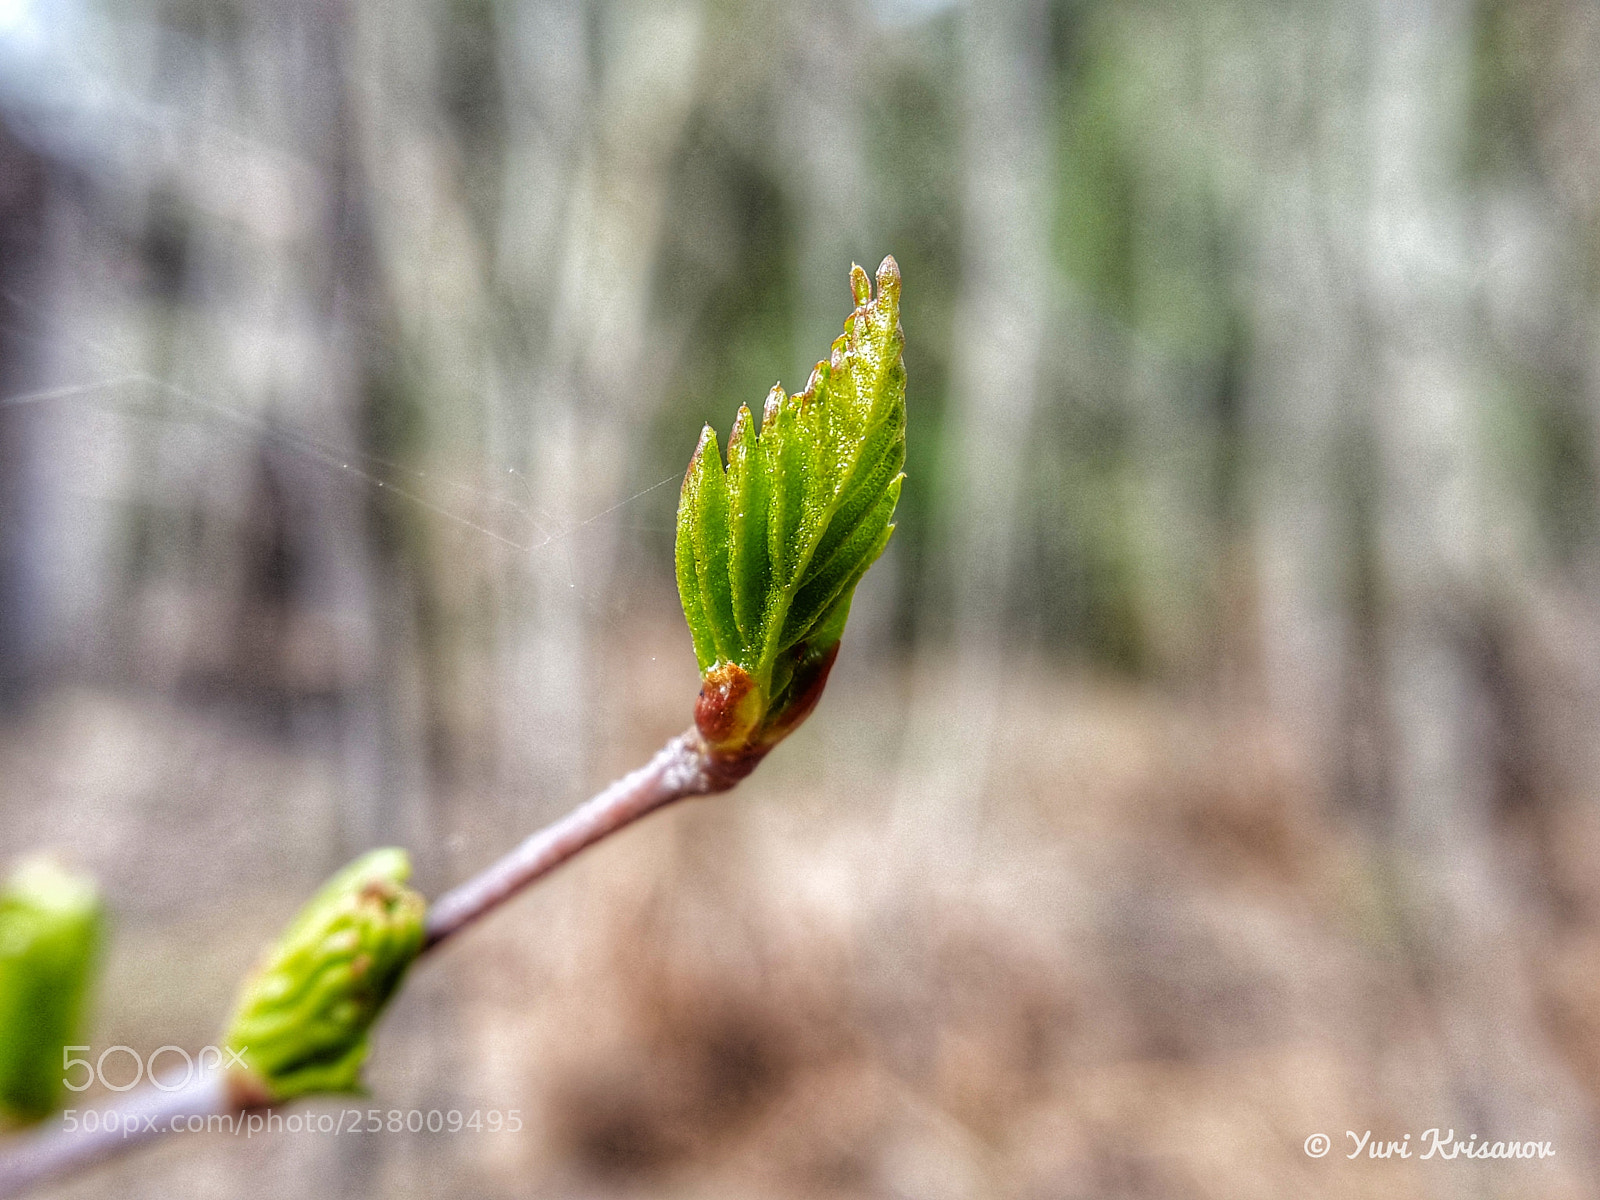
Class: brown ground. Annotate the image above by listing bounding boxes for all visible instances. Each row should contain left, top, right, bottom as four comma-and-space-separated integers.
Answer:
5, 617, 1598, 1198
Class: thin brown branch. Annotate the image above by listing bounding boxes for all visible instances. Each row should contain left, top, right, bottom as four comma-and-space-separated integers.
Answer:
0, 727, 757, 1199
423, 729, 728, 947
0, 1071, 232, 1199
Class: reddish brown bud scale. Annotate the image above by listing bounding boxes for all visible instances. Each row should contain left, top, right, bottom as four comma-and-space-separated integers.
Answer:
694, 661, 762, 750
756, 642, 839, 747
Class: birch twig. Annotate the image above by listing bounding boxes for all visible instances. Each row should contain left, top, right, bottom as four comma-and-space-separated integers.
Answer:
0, 728, 754, 1199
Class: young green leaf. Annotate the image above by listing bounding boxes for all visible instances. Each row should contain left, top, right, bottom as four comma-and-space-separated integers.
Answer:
676, 256, 906, 755
223, 848, 425, 1102
0, 857, 101, 1125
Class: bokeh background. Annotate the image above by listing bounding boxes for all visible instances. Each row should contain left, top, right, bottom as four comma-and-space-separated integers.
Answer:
2, 0, 1600, 1195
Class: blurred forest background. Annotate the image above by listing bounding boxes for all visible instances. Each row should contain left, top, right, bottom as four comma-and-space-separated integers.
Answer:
3, 0, 1600, 1196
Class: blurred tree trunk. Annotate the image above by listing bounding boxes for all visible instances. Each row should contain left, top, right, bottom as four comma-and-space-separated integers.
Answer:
777, 0, 871, 360
1363, 0, 1590, 1157
0, 120, 51, 708
353, 0, 703, 823
503, 0, 703, 815
299, 0, 424, 863
1245, 7, 1374, 810
894, 0, 1051, 854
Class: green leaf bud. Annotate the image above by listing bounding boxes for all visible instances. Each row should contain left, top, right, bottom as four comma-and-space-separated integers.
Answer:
223, 848, 425, 1102
676, 256, 906, 758
0, 856, 102, 1125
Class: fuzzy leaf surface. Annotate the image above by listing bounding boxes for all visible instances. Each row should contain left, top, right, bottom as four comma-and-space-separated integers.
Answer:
676, 256, 905, 744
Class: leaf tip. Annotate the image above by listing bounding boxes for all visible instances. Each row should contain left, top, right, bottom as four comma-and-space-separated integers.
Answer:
800, 360, 827, 401
876, 254, 900, 296
762, 383, 785, 425
694, 423, 720, 464
850, 262, 871, 307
